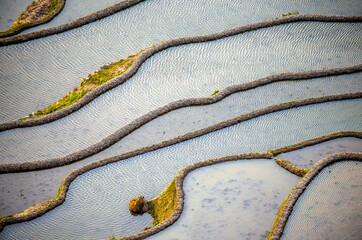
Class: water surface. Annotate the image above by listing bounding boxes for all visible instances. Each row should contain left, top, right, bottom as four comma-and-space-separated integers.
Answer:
282, 161, 362, 240
0, 0, 33, 31
21, 0, 124, 34
278, 137, 362, 168
1, 23, 361, 164
1, 0, 361, 122
1, 99, 361, 239
1, 83, 361, 216
147, 160, 300, 240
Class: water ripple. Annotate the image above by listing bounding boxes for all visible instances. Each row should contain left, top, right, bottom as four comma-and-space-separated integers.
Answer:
1, 0, 361, 122
281, 161, 362, 240
0, 99, 361, 239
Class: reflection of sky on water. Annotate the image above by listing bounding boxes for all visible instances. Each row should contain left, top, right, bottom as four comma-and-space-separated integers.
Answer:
1, 99, 361, 239
0, 0, 361, 239
1, 22, 361, 164
282, 161, 362, 240
1, 0, 362, 122
148, 160, 300, 240
278, 137, 362, 168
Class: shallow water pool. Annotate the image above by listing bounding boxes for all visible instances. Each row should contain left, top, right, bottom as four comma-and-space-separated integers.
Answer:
282, 161, 362, 240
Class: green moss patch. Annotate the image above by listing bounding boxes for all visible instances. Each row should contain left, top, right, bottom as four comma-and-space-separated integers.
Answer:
210, 90, 219, 96
0, 214, 13, 221
266, 185, 296, 240
19, 53, 139, 120
147, 179, 177, 227
0, 0, 62, 38
280, 11, 300, 17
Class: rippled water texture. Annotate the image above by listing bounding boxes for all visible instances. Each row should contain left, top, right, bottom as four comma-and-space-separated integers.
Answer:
0, 0, 33, 31
282, 161, 362, 240
1, 0, 362, 122
278, 137, 362, 168
20, 0, 362, 34
21, 0, 123, 34
1, 95, 361, 216
148, 160, 299, 240
1, 22, 362, 164
1, 99, 361, 239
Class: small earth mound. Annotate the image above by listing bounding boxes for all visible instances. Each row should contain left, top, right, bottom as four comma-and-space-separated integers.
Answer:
129, 195, 149, 214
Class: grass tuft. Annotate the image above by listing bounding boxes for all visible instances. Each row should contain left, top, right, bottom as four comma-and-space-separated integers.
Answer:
0, 214, 14, 221
210, 90, 219, 96
147, 179, 177, 227
19, 53, 139, 120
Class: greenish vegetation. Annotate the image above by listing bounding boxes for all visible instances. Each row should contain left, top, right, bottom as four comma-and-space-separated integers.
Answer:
210, 90, 219, 96
269, 11, 300, 21
268, 149, 278, 156
266, 185, 296, 240
0, 214, 14, 221
19, 53, 139, 120
48, 0, 60, 13
280, 11, 300, 17
0, 0, 62, 38
147, 179, 177, 227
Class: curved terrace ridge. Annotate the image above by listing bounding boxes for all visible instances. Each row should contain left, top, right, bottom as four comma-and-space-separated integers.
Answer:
0, 14, 361, 131
0, 0, 66, 38
0, 132, 359, 233
0, 12, 360, 46
0, 0, 145, 45
0, 92, 361, 173
118, 154, 362, 239
274, 158, 309, 177
268, 152, 362, 239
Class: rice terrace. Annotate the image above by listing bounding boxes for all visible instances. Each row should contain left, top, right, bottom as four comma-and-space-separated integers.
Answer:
0, 0, 361, 239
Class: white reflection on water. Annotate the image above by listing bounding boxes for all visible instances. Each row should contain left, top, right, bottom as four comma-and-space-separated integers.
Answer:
147, 160, 300, 240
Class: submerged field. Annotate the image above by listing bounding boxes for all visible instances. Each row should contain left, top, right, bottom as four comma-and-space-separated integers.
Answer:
0, 0, 361, 239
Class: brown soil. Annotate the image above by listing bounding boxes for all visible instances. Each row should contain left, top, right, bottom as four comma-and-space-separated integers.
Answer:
113, 64, 128, 73
13, 200, 50, 218
16, 0, 52, 25
76, 84, 98, 93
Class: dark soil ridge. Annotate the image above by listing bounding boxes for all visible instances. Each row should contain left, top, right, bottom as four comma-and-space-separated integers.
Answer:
0, 15, 361, 131
0, 92, 361, 173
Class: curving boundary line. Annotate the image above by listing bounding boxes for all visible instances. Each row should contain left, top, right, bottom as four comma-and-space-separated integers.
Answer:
0, 99, 361, 230
0, 14, 361, 131
120, 155, 362, 238
0, 0, 145, 45
271, 131, 362, 177
268, 152, 362, 239
120, 152, 272, 240
1, 92, 361, 173
0, 0, 66, 38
